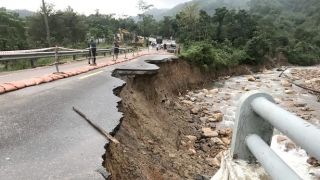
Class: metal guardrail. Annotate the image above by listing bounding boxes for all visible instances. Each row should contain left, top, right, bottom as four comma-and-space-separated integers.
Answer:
0, 47, 133, 61
230, 91, 320, 180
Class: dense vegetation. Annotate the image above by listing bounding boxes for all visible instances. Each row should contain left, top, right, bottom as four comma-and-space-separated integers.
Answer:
1, 0, 320, 71
177, 0, 320, 68
154, 0, 250, 20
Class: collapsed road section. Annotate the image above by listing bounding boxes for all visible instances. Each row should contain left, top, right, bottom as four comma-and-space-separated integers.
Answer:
105, 56, 221, 180
0, 54, 175, 180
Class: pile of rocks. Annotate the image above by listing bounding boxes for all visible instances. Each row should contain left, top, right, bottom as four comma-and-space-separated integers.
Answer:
178, 68, 320, 171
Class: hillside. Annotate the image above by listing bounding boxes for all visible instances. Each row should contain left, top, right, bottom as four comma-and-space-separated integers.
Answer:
132, 8, 169, 22
247, 0, 320, 13
247, 0, 320, 27
154, 0, 251, 20
8, 9, 35, 17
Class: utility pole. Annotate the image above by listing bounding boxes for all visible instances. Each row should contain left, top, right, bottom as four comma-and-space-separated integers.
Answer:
42, 0, 51, 47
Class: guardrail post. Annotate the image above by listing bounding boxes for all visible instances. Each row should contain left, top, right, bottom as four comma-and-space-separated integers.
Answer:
124, 47, 127, 59
30, 58, 36, 68
137, 47, 139, 55
73, 55, 76, 60
54, 46, 60, 73
230, 90, 275, 163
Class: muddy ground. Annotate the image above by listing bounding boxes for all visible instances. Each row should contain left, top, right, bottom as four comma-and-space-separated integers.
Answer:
103, 57, 320, 180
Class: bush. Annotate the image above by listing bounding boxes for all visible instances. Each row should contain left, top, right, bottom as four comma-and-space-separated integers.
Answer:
244, 35, 271, 65
283, 42, 320, 66
181, 41, 244, 70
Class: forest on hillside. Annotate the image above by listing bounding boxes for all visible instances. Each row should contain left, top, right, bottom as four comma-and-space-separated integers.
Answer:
1, 0, 320, 71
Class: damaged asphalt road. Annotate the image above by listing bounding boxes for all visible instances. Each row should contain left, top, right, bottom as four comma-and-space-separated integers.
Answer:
0, 55, 177, 180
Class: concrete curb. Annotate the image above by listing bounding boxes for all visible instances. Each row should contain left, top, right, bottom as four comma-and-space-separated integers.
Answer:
0, 53, 147, 95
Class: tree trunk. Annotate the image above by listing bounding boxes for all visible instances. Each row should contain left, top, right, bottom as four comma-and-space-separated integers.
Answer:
42, 0, 51, 47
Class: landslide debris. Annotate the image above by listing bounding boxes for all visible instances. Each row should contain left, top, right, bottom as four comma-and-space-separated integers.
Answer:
103, 59, 289, 180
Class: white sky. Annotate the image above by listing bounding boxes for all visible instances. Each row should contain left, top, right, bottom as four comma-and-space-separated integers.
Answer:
1, 0, 190, 16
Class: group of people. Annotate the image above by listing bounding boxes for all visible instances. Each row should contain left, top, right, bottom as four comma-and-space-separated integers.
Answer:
156, 43, 181, 54
87, 38, 181, 65
87, 38, 120, 65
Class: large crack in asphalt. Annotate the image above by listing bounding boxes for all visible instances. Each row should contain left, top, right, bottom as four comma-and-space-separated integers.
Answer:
100, 56, 173, 179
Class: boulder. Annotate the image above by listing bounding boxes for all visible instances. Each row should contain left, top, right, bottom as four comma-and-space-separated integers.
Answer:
206, 158, 221, 167
284, 89, 296, 94
247, 75, 255, 82
191, 108, 200, 114
203, 89, 209, 94
271, 78, 280, 81
213, 113, 223, 121
262, 69, 273, 74
221, 137, 230, 145
202, 128, 218, 137
181, 100, 194, 106
186, 135, 197, 142
277, 135, 287, 143
285, 141, 296, 150
294, 103, 307, 107
281, 80, 292, 87
211, 137, 224, 145
209, 88, 219, 94
208, 118, 218, 122
187, 148, 197, 155
242, 87, 250, 91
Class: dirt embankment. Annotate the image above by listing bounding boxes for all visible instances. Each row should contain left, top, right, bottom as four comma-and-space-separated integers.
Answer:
103, 58, 287, 180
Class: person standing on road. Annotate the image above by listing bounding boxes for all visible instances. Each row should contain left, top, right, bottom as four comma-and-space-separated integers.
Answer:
178, 45, 181, 54
114, 43, 119, 60
88, 38, 97, 65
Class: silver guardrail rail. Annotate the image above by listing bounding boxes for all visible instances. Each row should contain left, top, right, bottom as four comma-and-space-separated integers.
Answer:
230, 91, 320, 180
0, 47, 133, 61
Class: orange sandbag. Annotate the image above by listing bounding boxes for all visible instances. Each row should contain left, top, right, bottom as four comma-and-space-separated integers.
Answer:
20, 79, 36, 87
48, 74, 59, 80
0, 86, 5, 94
40, 76, 54, 82
10, 81, 26, 89
56, 74, 65, 79
0, 83, 17, 92
31, 77, 45, 85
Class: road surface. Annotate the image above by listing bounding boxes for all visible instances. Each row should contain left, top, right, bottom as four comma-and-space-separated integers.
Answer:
0, 53, 177, 180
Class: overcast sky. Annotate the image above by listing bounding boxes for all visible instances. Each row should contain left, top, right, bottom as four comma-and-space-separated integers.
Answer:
1, 0, 191, 16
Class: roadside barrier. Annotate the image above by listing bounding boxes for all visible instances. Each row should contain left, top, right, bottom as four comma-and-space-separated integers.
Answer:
0, 52, 147, 95
0, 46, 134, 69
230, 91, 320, 180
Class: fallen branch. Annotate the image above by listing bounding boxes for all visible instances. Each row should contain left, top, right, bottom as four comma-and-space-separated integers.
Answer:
293, 83, 320, 94
279, 67, 289, 77
73, 107, 119, 144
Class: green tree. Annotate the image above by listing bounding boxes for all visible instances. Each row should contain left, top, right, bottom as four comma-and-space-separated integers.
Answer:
0, 8, 28, 51
137, 0, 155, 42
27, 6, 87, 48
176, 2, 200, 44
212, 7, 228, 42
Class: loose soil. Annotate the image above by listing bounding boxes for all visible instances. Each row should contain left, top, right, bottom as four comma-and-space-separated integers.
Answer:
103, 58, 287, 180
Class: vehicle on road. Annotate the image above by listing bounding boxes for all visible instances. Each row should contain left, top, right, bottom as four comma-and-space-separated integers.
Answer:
156, 36, 163, 44
169, 40, 176, 47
